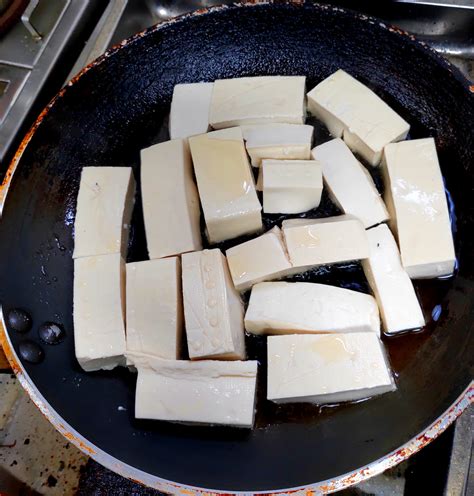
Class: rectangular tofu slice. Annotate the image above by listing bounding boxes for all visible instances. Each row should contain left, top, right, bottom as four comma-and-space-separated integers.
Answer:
282, 215, 369, 270
189, 127, 262, 243
312, 138, 388, 228
209, 76, 306, 129
141, 139, 202, 259
307, 70, 409, 166
169, 82, 213, 139
363, 225, 425, 334
262, 159, 323, 214
182, 249, 246, 360
73, 167, 135, 259
382, 138, 455, 278
245, 282, 380, 335
226, 227, 294, 292
126, 258, 183, 359
241, 123, 313, 167
267, 333, 395, 404
74, 253, 126, 371
131, 353, 257, 427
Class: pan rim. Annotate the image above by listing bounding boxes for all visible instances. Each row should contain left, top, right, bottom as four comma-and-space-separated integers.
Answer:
0, 1, 473, 492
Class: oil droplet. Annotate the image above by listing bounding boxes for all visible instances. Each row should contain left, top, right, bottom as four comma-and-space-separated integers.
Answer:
204, 265, 212, 273
311, 336, 354, 363
205, 281, 215, 289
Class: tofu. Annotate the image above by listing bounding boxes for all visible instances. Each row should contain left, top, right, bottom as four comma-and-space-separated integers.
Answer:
312, 138, 388, 228
226, 227, 294, 292
262, 159, 323, 214
241, 123, 313, 167
73, 167, 135, 259
267, 333, 395, 404
307, 70, 409, 166
169, 82, 213, 139
73, 253, 126, 372
182, 249, 246, 360
126, 258, 183, 360
245, 282, 380, 335
189, 127, 262, 243
209, 76, 306, 129
141, 139, 202, 259
282, 215, 369, 270
363, 225, 425, 334
382, 138, 455, 278
131, 353, 257, 427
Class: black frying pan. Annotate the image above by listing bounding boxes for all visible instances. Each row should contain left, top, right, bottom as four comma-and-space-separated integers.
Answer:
0, 3, 473, 493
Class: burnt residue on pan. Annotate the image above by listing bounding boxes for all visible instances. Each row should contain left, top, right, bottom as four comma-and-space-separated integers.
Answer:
0, 2, 473, 493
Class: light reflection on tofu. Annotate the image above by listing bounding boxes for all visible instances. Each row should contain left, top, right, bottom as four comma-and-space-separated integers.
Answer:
189, 127, 262, 243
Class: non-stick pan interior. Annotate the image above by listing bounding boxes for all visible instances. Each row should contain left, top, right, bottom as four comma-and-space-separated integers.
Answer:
0, 4, 473, 492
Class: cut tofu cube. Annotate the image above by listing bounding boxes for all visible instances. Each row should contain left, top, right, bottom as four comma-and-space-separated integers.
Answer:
363, 225, 425, 334
267, 333, 395, 404
141, 139, 202, 259
282, 215, 369, 270
307, 70, 409, 166
126, 258, 183, 359
262, 159, 323, 214
209, 76, 306, 129
241, 124, 313, 167
226, 227, 294, 292
245, 281, 380, 335
169, 82, 213, 139
131, 353, 257, 427
182, 249, 246, 360
189, 127, 262, 243
312, 138, 388, 228
73, 253, 126, 371
382, 138, 455, 278
73, 167, 135, 259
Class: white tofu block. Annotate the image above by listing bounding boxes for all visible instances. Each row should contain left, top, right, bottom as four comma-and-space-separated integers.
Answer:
226, 227, 294, 292
245, 282, 380, 335
189, 127, 262, 243
182, 249, 246, 360
73, 167, 135, 259
282, 215, 369, 270
74, 254, 126, 372
141, 139, 202, 259
209, 76, 306, 129
241, 124, 313, 167
169, 82, 213, 139
312, 138, 389, 228
262, 159, 323, 214
382, 138, 455, 278
307, 70, 409, 166
363, 225, 425, 335
126, 258, 183, 359
131, 353, 257, 427
267, 333, 395, 404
